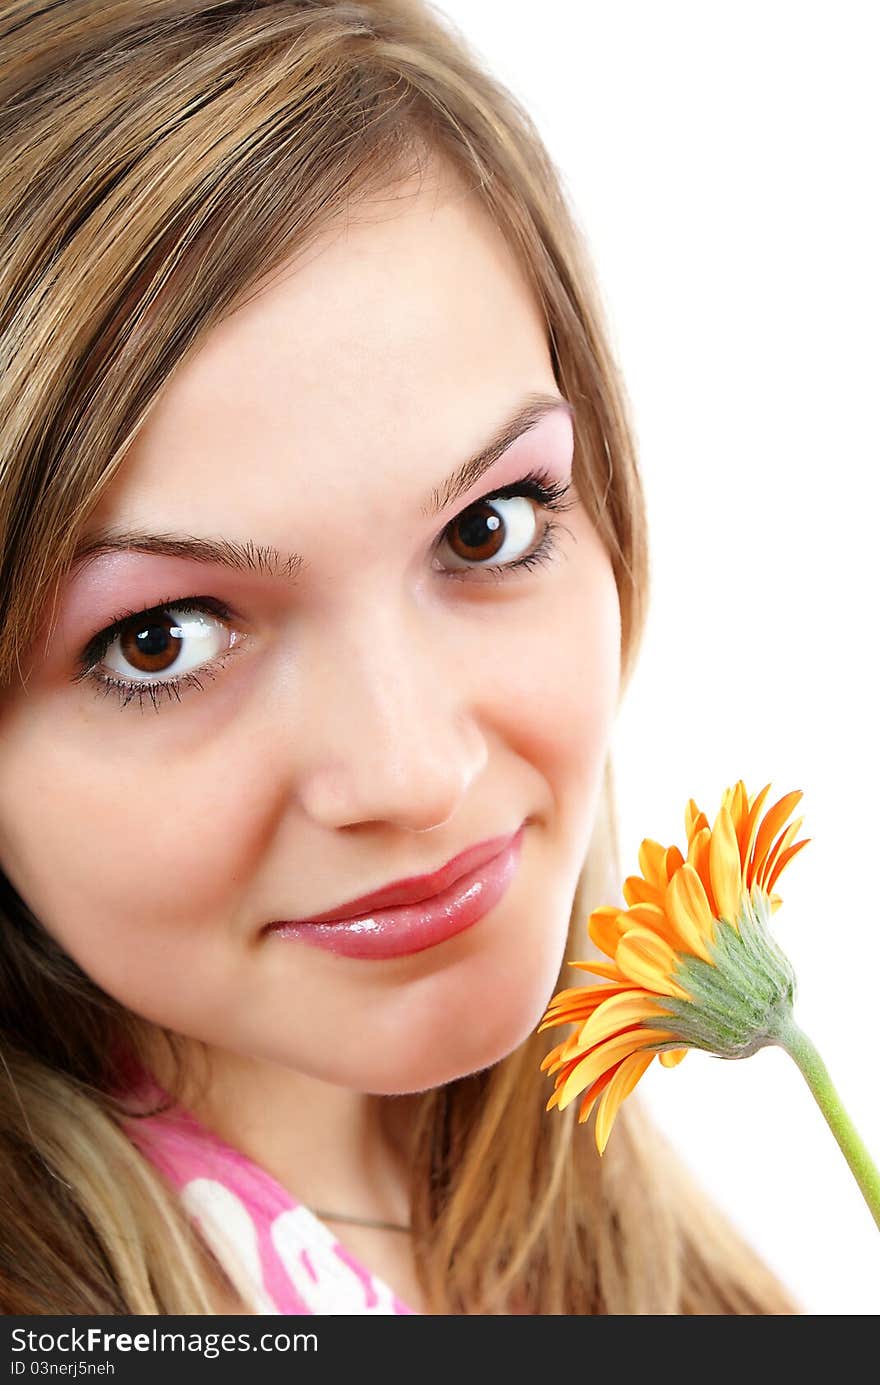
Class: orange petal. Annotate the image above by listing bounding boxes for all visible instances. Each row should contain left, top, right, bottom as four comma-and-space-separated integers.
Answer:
568, 959, 628, 981
750, 789, 802, 890
539, 1006, 609, 1032
617, 901, 684, 952
538, 1012, 582, 1034
544, 981, 628, 1008
765, 837, 811, 895
575, 1061, 621, 1124
685, 798, 708, 841
729, 780, 750, 857
554, 1026, 674, 1113
588, 905, 630, 958
638, 838, 670, 888
622, 875, 664, 908
741, 782, 773, 888
615, 928, 690, 998
659, 1046, 688, 1068
594, 1050, 656, 1153
665, 844, 685, 879
538, 983, 635, 1031
686, 826, 718, 917
664, 865, 715, 962
541, 1039, 574, 1074
542, 1041, 585, 1079
543, 984, 598, 1007
577, 989, 671, 1050
756, 817, 803, 891
709, 804, 744, 926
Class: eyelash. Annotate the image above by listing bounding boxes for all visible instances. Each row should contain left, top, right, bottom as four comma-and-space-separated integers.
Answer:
73, 467, 578, 713
72, 594, 241, 714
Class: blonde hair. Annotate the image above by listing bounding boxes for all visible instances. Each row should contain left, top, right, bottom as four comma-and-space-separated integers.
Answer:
0, 0, 797, 1313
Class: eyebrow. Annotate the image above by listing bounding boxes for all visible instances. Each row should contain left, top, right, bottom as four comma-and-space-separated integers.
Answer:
72, 391, 573, 580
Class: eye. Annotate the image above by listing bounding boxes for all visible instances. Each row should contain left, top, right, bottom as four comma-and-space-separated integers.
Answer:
73, 595, 242, 712
100, 603, 232, 680
434, 468, 577, 578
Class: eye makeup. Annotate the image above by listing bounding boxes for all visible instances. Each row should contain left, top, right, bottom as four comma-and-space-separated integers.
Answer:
69, 465, 579, 713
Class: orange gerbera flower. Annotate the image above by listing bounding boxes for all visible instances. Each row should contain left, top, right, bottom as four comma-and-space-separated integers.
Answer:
539, 779, 811, 1154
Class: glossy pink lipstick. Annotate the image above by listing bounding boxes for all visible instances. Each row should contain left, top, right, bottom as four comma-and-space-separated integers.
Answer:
264, 824, 526, 960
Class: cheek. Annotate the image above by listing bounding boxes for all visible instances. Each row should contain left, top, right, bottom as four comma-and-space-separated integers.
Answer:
0, 705, 260, 1013
479, 543, 621, 848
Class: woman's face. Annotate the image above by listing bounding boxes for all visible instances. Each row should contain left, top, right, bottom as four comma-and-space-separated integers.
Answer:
0, 166, 621, 1095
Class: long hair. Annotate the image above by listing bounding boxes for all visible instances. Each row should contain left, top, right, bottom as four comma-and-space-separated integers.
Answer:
0, 0, 797, 1313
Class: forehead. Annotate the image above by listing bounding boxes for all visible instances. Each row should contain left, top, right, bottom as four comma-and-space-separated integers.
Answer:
86, 166, 556, 534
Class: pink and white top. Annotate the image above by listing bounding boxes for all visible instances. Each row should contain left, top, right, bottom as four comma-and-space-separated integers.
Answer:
120, 1079, 416, 1316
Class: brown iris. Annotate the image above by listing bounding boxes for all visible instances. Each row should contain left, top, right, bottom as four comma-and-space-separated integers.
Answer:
118, 613, 185, 675
446, 501, 507, 562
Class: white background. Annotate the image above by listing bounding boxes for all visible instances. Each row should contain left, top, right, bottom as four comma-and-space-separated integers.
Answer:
434, 1, 879, 1314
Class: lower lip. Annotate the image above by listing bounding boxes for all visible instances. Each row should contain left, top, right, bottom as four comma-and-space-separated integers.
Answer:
266, 825, 526, 960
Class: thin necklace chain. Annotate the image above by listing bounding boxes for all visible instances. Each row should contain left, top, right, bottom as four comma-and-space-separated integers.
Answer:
310, 1207, 413, 1234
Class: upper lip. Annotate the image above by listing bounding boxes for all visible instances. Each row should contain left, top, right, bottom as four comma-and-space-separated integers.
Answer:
269, 826, 523, 926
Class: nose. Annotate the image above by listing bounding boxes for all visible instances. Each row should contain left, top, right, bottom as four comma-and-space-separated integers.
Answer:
293, 598, 489, 834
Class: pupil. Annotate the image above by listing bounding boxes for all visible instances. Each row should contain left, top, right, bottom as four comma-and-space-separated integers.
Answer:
136, 622, 174, 655
460, 512, 501, 547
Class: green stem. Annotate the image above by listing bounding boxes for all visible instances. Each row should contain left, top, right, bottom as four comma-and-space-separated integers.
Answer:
775, 1017, 880, 1232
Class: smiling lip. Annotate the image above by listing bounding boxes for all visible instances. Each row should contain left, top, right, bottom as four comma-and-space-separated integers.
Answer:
264, 824, 526, 960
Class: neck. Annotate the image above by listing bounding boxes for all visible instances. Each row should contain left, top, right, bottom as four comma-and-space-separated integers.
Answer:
140, 1035, 419, 1227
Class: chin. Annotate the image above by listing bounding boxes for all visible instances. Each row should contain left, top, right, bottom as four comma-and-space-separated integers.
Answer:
350, 972, 558, 1095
